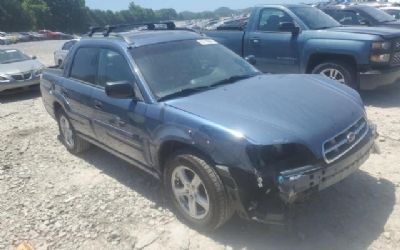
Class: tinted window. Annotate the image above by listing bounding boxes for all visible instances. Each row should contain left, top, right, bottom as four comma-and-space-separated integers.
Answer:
385, 9, 400, 19
259, 8, 293, 32
70, 47, 99, 84
97, 49, 135, 87
62, 40, 77, 50
328, 10, 368, 25
360, 6, 395, 23
289, 6, 340, 29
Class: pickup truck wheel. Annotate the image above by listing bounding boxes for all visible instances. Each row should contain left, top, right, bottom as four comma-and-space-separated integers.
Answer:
164, 150, 233, 230
57, 110, 90, 154
312, 61, 357, 89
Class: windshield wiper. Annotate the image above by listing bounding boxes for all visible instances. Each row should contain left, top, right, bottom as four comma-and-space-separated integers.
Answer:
158, 74, 259, 102
158, 86, 212, 101
209, 74, 259, 88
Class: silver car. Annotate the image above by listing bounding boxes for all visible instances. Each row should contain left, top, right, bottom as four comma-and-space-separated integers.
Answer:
0, 49, 44, 92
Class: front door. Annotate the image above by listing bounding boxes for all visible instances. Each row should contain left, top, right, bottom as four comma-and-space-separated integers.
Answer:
91, 48, 148, 165
63, 47, 100, 138
244, 8, 300, 74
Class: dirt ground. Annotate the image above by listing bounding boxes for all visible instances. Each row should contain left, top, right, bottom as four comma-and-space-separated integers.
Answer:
0, 41, 399, 250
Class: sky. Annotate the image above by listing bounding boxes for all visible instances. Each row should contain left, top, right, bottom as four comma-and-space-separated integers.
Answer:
86, 0, 316, 12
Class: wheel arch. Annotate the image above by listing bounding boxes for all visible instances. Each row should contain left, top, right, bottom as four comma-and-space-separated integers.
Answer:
305, 53, 358, 74
157, 139, 216, 175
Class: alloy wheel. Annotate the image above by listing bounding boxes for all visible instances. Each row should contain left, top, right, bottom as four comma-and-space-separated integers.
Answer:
171, 166, 210, 220
59, 115, 75, 148
320, 68, 345, 84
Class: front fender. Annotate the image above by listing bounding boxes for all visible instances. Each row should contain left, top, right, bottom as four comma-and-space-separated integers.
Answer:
150, 106, 254, 173
301, 38, 370, 72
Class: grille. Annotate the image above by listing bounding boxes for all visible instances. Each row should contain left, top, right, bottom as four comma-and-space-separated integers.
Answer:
12, 71, 32, 81
392, 52, 400, 66
323, 117, 369, 164
394, 40, 400, 51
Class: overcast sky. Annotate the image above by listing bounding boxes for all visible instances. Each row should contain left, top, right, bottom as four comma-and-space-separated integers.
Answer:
86, 0, 317, 12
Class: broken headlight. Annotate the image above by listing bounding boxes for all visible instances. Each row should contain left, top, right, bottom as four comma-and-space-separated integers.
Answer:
247, 144, 317, 172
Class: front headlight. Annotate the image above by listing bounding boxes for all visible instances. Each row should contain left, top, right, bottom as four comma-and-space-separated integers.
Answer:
35, 68, 43, 76
372, 41, 391, 50
247, 144, 317, 172
370, 53, 391, 63
0, 75, 10, 83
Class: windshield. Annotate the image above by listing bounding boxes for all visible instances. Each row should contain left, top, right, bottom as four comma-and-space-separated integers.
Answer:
0, 49, 31, 64
289, 6, 341, 29
360, 6, 396, 23
131, 39, 259, 100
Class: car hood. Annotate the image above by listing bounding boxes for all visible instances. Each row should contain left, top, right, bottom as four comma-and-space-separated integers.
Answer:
0, 59, 43, 75
377, 21, 400, 29
165, 74, 365, 158
330, 26, 400, 39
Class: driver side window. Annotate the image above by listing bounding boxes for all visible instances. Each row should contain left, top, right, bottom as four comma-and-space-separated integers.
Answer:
258, 8, 293, 32
97, 49, 135, 88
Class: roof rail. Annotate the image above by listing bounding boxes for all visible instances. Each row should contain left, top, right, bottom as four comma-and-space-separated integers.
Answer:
87, 21, 178, 37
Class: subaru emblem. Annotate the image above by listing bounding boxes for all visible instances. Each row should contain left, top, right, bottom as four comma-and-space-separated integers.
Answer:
347, 132, 356, 144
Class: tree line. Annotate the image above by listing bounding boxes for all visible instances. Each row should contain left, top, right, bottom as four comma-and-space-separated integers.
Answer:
0, 0, 245, 34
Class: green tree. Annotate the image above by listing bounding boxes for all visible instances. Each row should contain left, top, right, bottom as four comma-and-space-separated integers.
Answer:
0, 0, 32, 31
21, 0, 49, 30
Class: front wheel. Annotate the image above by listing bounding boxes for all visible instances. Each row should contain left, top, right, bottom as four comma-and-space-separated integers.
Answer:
164, 150, 233, 230
312, 60, 358, 89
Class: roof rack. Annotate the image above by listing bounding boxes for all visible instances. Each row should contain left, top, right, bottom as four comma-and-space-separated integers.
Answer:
88, 21, 180, 37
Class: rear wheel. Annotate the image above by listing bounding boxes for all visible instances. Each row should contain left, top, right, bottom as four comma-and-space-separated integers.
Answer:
58, 59, 63, 67
164, 150, 233, 230
312, 60, 358, 89
57, 110, 90, 154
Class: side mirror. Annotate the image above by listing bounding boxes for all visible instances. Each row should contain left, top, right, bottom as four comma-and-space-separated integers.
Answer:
279, 22, 300, 35
245, 55, 257, 65
31, 55, 37, 60
105, 81, 135, 99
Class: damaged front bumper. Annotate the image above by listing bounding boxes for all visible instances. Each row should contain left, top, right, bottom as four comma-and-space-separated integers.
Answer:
278, 132, 375, 204
216, 122, 378, 225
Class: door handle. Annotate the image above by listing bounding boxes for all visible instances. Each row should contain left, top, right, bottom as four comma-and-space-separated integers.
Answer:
111, 116, 126, 127
250, 37, 260, 44
94, 100, 103, 110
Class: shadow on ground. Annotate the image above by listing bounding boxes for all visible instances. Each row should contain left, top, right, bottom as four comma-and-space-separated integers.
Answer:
79, 145, 395, 250
0, 86, 41, 104
361, 83, 400, 108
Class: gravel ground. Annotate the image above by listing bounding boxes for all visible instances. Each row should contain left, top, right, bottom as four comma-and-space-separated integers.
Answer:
0, 41, 399, 250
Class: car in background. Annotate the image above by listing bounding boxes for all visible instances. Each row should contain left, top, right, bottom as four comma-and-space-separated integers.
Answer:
0, 49, 44, 92
381, 6, 400, 20
54, 32, 75, 40
321, 4, 400, 28
206, 4, 400, 90
54, 39, 79, 66
0, 32, 16, 44
38, 30, 57, 40
13, 33, 30, 43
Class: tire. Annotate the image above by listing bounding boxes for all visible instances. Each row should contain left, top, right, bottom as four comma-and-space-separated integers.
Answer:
164, 150, 233, 230
56, 109, 90, 154
311, 60, 358, 89
58, 59, 63, 67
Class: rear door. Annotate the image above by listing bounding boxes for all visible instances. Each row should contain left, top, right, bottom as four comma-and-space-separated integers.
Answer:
62, 47, 100, 138
244, 7, 300, 73
90, 48, 148, 165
